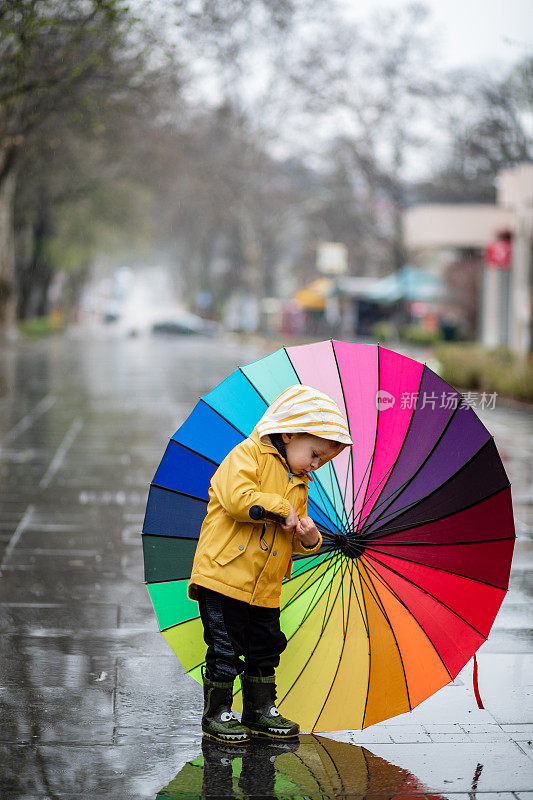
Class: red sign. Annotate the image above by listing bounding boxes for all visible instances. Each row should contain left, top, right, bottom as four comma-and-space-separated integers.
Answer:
485, 240, 512, 269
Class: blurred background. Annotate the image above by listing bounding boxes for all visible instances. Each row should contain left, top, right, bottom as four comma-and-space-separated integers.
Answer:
0, 0, 532, 398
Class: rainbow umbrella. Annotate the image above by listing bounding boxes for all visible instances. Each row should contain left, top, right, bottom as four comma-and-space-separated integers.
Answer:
142, 341, 515, 732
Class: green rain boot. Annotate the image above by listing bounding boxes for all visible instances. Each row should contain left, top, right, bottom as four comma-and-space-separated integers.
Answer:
202, 668, 251, 744
241, 674, 299, 740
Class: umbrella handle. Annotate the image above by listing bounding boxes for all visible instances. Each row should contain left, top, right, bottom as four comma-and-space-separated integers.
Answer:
249, 505, 337, 542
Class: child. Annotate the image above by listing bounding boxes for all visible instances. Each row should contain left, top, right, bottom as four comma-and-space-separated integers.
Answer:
188, 384, 352, 744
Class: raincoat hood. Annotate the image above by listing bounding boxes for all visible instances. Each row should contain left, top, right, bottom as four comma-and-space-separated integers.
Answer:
256, 385, 353, 447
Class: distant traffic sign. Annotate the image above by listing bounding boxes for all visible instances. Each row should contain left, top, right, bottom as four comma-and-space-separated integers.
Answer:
485, 240, 512, 269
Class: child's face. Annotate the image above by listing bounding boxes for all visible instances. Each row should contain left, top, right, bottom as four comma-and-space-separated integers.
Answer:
281, 433, 343, 476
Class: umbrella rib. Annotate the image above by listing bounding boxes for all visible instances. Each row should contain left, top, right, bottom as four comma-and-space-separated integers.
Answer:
350, 460, 397, 533
329, 339, 355, 533
281, 554, 340, 615
364, 545, 511, 592
365, 535, 515, 548
282, 560, 332, 612
346, 557, 370, 637
357, 559, 412, 712
295, 555, 346, 632
277, 557, 351, 708
364, 399, 503, 536
319, 553, 347, 636
149, 482, 208, 503
362, 485, 513, 540
331, 340, 356, 518
347, 444, 356, 529
358, 556, 373, 728
346, 442, 376, 532
141, 531, 201, 541
157, 557, 339, 637
167, 567, 345, 676
362, 438, 506, 538
363, 551, 493, 638
183, 556, 347, 677
359, 403, 462, 532
311, 472, 350, 535
352, 343, 382, 533
361, 569, 413, 711
310, 734, 348, 795
165, 437, 220, 466
330, 340, 377, 534
326, 459, 350, 534
311, 558, 355, 733
425, 362, 494, 439
341, 444, 353, 526
362, 557, 453, 681
282, 347, 350, 535
300, 505, 342, 538
356, 362, 427, 531
198, 398, 249, 439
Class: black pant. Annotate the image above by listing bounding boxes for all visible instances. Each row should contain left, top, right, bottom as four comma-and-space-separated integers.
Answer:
197, 587, 287, 682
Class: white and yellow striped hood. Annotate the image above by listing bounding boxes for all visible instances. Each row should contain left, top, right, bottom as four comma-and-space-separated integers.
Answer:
256, 385, 353, 446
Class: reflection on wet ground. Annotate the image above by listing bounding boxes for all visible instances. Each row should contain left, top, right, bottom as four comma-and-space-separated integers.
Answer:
157, 735, 450, 799
0, 333, 532, 798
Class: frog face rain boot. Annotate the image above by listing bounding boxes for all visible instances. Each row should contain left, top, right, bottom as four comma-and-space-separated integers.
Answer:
240, 673, 299, 740
202, 667, 251, 744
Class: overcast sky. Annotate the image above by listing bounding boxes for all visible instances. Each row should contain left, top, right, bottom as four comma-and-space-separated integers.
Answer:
338, 0, 532, 71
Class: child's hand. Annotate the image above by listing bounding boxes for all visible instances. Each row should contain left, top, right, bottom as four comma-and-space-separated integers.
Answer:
296, 516, 320, 548
280, 505, 299, 531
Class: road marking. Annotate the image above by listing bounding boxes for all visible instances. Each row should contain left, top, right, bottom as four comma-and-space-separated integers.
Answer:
0, 504, 34, 576
0, 395, 56, 447
15, 548, 99, 557
39, 417, 83, 488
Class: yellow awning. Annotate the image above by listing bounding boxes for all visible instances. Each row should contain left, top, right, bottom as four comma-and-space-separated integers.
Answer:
294, 278, 332, 310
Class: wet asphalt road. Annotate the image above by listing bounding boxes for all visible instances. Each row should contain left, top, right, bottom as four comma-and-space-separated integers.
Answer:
0, 331, 531, 799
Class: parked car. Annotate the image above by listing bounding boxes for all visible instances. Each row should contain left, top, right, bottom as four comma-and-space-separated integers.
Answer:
151, 311, 218, 337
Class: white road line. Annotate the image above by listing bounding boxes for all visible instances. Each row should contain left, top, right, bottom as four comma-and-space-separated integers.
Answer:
39, 417, 84, 488
15, 548, 99, 557
0, 504, 34, 575
0, 394, 56, 447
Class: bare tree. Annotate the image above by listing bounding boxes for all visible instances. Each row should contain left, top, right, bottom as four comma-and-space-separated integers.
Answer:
414, 56, 532, 203
287, 3, 444, 276
0, 0, 182, 331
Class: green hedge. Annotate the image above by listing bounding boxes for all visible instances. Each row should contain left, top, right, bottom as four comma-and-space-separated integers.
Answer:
435, 344, 533, 403
372, 322, 444, 346
17, 314, 63, 337
400, 324, 443, 346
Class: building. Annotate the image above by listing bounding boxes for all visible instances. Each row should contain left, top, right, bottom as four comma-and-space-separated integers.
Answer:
404, 162, 533, 354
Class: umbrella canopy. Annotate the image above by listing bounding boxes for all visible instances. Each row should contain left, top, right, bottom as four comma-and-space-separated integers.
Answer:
156, 734, 443, 799
142, 341, 515, 731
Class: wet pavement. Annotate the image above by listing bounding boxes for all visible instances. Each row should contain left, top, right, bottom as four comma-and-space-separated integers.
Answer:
0, 331, 532, 799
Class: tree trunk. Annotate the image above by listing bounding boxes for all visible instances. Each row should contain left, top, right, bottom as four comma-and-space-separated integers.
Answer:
17, 198, 53, 319
0, 172, 18, 335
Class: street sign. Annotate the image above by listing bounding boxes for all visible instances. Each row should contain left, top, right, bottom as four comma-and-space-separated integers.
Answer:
485, 240, 512, 269
316, 242, 348, 275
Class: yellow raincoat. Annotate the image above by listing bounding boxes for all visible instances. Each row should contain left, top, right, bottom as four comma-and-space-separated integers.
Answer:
188, 384, 352, 608
188, 428, 322, 608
